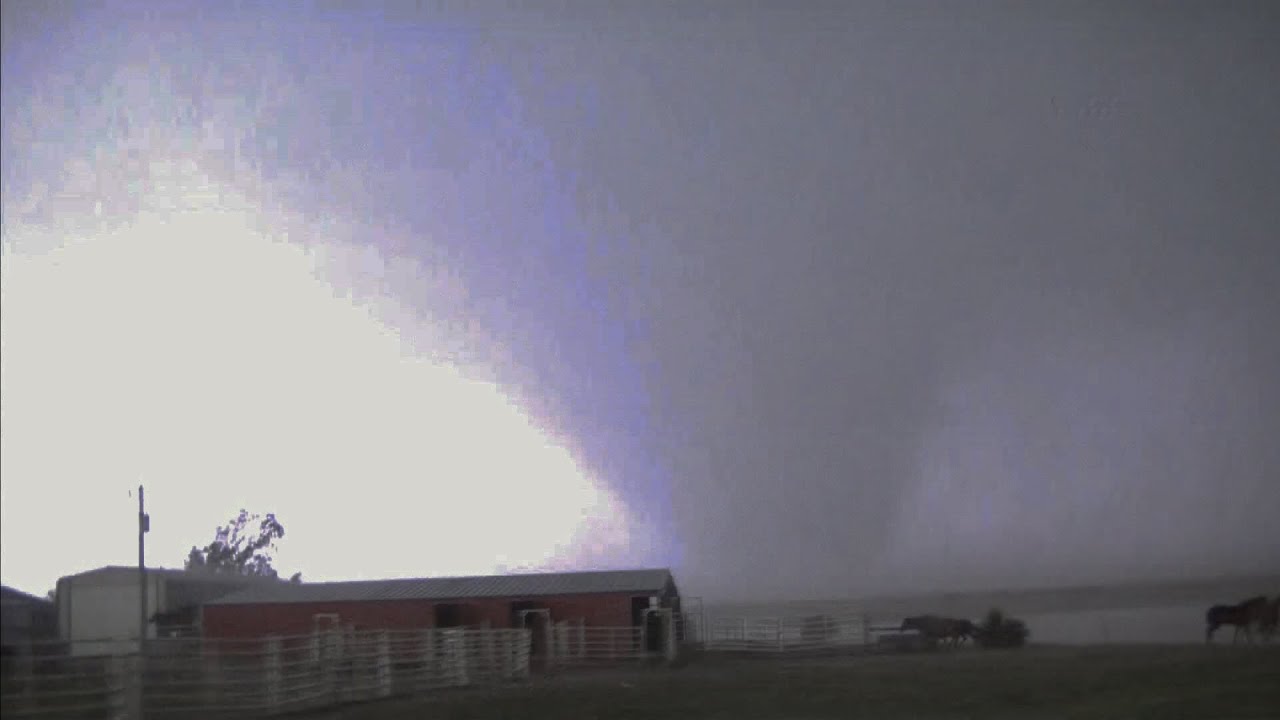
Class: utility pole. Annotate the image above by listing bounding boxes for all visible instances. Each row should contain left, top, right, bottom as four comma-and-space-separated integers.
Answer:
137, 484, 149, 719
138, 485, 149, 649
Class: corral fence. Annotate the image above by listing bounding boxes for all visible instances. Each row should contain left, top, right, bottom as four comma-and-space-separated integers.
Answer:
1, 648, 125, 720
1, 627, 531, 719
539, 622, 678, 669
1, 615, 697, 719
684, 609, 933, 655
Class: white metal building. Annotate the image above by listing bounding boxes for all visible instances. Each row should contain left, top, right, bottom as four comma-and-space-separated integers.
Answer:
55, 566, 275, 656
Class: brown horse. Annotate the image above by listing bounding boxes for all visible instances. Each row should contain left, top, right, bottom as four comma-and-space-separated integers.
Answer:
1258, 596, 1280, 643
1205, 595, 1268, 644
901, 615, 975, 647
949, 618, 978, 646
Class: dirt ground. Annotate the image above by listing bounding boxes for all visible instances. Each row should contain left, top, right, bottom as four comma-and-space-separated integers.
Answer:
296, 644, 1280, 720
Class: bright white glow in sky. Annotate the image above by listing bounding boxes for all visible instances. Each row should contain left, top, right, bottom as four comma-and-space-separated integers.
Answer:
0, 156, 641, 596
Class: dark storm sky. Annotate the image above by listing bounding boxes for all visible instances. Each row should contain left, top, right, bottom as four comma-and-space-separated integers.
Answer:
3, 1, 1278, 600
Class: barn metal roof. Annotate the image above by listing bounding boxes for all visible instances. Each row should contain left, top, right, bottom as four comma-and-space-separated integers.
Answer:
2, 585, 53, 607
57, 566, 286, 586
205, 568, 676, 606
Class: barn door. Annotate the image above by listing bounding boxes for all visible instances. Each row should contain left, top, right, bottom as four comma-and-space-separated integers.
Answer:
514, 605, 551, 671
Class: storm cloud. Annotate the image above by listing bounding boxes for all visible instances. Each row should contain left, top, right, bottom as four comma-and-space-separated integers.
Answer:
3, 1, 1277, 600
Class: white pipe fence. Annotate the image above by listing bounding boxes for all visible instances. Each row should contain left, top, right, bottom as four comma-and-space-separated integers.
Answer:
1, 609, 907, 718
1, 627, 532, 719
540, 625, 658, 667
1, 617, 698, 719
693, 610, 917, 654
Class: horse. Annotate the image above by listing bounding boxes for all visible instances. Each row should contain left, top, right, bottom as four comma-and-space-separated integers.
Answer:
899, 615, 934, 643
1257, 596, 1280, 643
901, 615, 975, 647
950, 618, 978, 646
1205, 595, 1269, 644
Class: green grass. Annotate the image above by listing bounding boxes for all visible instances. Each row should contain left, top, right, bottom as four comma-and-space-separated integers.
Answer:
308, 645, 1280, 720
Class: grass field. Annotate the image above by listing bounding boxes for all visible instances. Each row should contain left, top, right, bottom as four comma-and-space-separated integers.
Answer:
301, 644, 1280, 720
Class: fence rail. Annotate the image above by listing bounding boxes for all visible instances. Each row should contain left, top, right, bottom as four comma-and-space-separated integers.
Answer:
692, 610, 919, 654
539, 625, 660, 667
2, 627, 532, 719
2, 610, 912, 718
1, 617, 692, 719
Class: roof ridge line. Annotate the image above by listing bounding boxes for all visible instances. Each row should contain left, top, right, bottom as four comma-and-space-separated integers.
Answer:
206, 568, 675, 606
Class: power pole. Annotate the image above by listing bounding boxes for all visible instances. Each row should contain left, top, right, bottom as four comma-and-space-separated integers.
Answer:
138, 485, 149, 648
138, 484, 149, 718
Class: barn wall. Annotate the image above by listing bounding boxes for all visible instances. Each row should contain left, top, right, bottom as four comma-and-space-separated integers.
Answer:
202, 592, 646, 638
440, 593, 635, 628
202, 599, 436, 638
541, 594, 635, 626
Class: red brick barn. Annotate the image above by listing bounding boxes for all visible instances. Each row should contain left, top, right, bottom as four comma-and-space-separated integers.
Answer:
201, 568, 680, 661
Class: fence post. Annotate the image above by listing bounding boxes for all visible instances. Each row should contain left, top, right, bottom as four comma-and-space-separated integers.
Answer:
109, 654, 142, 720
517, 629, 529, 679
554, 621, 569, 665
323, 631, 339, 706
344, 632, 359, 703
264, 635, 283, 712
459, 630, 471, 686
420, 629, 435, 689
321, 632, 334, 705
12, 651, 33, 707
358, 632, 374, 702
503, 630, 514, 680
375, 631, 392, 698
543, 621, 556, 671
516, 629, 527, 679
496, 630, 510, 680
548, 622, 559, 669
443, 629, 468, 686
665, 610, 679, 663
500, 630, 512, 679
481, 628, 495, 682
202, 645, 223, 712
